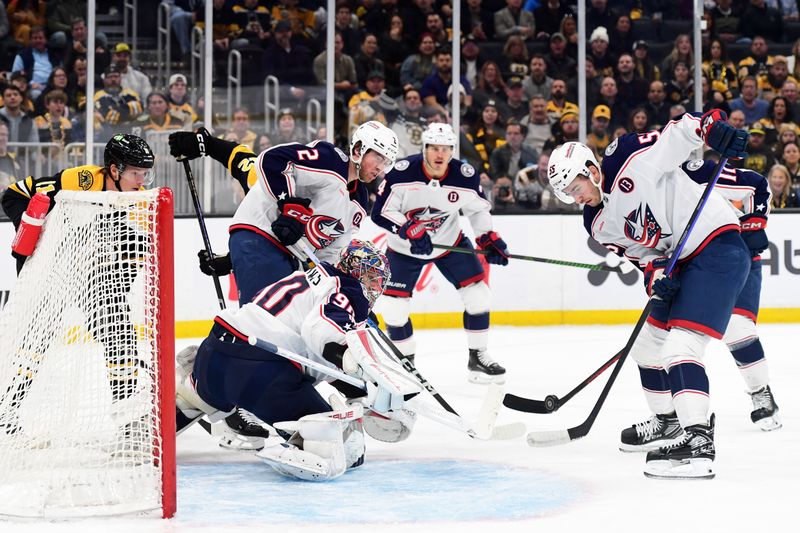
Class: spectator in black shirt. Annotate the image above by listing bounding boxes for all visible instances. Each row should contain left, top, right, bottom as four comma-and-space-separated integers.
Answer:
615, 53, 648, 110
710, 0, 741, 44
644, 80, 670, 128
334, 2, 361, 58
462, 0, 495, 42
533, 0, 574, 40
353, 33, 385, 89
586, 0, 614, 37
740, 0, 783, 44
262, 20, 315, 105
588, 26, 616, 78
545, 31, 576, 82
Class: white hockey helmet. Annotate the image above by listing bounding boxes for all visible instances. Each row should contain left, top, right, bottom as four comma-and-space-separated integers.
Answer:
350, 121, 399, 173
547, 142, 601, 204
421, 122, 458, 165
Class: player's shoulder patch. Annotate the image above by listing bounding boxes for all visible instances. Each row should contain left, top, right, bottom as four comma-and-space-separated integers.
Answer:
460, 162, 476, 177
77, 169, 94, 190
333, 146, 349, 163
605, 137, 618, 156
394, 159, 410, 171
685, 159, 704, 171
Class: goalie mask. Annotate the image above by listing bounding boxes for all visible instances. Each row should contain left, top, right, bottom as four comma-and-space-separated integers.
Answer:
547, 142, 602, 204
336, 239, 391, 307
104, 134, 156, 186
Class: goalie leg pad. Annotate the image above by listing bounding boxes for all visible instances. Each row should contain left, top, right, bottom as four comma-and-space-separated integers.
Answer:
257, 405, 365, 481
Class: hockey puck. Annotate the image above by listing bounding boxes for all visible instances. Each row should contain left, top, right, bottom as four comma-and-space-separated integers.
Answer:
544, 395, 559, 412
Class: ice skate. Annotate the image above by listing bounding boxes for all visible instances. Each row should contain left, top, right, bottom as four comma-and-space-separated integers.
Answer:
644, 414, 715, 480
467, 349, 506, 384
619, 412, 684, 452
749, 385, 781, 431
218, 408, 273, 451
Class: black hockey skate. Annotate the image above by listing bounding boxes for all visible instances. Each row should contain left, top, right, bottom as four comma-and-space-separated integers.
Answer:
219, 408, 272, 451
619, 412, 684, 453
644, 414, 715, 480
467, 349, 506, 384
749, 385, 781, 431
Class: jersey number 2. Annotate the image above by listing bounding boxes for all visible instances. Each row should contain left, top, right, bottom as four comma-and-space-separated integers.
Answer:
297, 148, 320, 161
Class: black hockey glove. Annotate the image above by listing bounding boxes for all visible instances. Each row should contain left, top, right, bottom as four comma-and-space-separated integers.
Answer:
169, 127, 210, 160
739, 214, 769, 256
398, 219, 432, 255
271, 197, 313, 246
698, 109, 748, 159
476, 231, 509, 266
643, 258, 680, 302
198, 249, 232, 276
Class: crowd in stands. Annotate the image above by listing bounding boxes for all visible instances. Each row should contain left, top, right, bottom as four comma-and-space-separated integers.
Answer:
1, 0, 799, 213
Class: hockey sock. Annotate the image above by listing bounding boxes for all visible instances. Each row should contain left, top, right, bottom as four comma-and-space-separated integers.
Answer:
661, 328, 711, 427
386, 320, 415, 356
637, 366, 674, 415
464, 311, 489, 351
731, 338, 769, 392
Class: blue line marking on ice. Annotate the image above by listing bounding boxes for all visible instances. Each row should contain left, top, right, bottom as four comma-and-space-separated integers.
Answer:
176, 459, 581, 524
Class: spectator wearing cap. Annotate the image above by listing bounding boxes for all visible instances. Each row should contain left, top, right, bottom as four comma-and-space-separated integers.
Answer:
587, 27, 615, 79
462, 0, 495, 41
759, 56, 798, 101
545, 30, 576, 82
730, 76, 769, 125
420, 48, 473, 108
10, 25, 57, 99
543, 110, 579, 152
93, 64, 143, 136
737, 36, 773, 84
533, 1, 574, 39
221, 107, 258, 150
740, 0, 783, 44
112, 43, 152, 105
461, 35, 486, 90
502, 77, 528, 121
644, 80, 671, 129
33, 89, 72, 145
167, 74, 197, 127
0, 84, 36, 143
495, 0, 535, 41
490, 119, 538, 187
468, 99, 506, 172
262, 19, 315, 104
632, 40, 660, 83
615, 53, 648, 110
400, 33, 436, 92
63, 17, 110, 75
710, 0, 741, 44
520, 95, 552, 154
523, 54, 553, 100
545, 78, 578, 123
347, 71, 387, 133
133, 92, 184, 135
269, 0, 317, 45
586, 105, 612, 153
743, 122, 776, 175
353, 33, 385, 89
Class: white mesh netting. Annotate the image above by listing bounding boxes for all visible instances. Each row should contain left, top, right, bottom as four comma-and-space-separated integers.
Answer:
0, 189, 171, 518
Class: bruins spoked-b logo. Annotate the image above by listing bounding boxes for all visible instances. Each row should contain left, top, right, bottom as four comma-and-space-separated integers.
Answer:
78, 169, 94, 190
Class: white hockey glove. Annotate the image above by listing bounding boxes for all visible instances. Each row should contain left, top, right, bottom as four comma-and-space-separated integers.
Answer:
256, 402, 365, 481
344, 329, 423, 414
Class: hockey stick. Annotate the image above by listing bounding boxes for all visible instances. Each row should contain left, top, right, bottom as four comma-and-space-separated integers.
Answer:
247, 334, 517, 440
432, 243, 629, 273
504, 347, 624, 414
180, 159, 226, 310
295, 241, 524, 440
527, 156, 729, 447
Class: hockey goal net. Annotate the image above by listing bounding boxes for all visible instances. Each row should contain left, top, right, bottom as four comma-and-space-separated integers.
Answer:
0, 188, 175, 519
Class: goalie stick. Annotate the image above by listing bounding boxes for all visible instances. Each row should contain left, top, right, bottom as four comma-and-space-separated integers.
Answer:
527, 156, 729, 447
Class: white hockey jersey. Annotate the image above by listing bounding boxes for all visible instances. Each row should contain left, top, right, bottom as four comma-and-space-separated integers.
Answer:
371, 154, 493, 258
230, 141, 369, 264
583, 113, 759, 268
212, 263, 370, 382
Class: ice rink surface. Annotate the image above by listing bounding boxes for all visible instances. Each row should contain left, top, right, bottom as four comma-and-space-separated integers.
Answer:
5, 323, 798, 533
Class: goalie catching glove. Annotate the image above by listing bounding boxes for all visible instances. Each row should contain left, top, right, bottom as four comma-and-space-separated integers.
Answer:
344, 329, 423, 414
